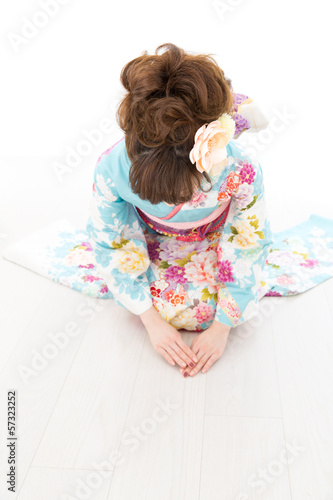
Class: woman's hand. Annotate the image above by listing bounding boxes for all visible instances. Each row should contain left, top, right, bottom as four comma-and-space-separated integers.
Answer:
180, 320, 231, 377
139, 306, 198, 368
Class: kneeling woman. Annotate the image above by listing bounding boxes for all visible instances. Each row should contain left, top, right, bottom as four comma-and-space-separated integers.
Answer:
86, 43, 273, 377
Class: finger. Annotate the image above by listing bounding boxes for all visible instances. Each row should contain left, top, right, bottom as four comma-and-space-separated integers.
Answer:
170, 343, 196, 368
164, 345, 188, 368
190, 338, 202, 357
180, 365, 191, 377
158, 347, 176, 366
179, 365, 190, 375
189, 353, 210, 376
201, 354, 220, 374
175, 337, 198, 363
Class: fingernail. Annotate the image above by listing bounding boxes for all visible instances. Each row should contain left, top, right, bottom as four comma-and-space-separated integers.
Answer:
189, 362, 194, 368
190, 370, 195, 376
202, 369, 206, 373
181, 362, 186, 367
184, 372, 188, 377
193, 357, 198, 363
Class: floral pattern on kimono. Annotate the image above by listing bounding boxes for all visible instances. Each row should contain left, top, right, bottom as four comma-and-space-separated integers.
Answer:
86, 130, 273, 329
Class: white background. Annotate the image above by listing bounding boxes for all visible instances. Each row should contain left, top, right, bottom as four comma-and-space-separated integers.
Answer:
0, 0, 332, 242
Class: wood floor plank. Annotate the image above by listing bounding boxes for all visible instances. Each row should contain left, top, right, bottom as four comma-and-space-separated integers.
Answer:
106, 331, 206, 500
200, 415, 291, 500
205, 296, 281, 418
0, 258, 53, 372
0, 284, 97, 498
17, 467, 111, 500
271, 286, 333, 499
32, 302, 148, 470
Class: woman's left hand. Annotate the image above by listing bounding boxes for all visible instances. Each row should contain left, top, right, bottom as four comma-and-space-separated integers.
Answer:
180, 321, 231, 377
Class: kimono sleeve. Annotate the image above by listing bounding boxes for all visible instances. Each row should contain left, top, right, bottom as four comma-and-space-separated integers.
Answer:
232, 92, 269, 137
214, 152, 273, 327
86, 154, 153, 316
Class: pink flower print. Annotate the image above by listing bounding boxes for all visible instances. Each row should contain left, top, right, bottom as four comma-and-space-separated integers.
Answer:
217, 260, 235, 283
100, 285, 109, 294
300, 259, 319, 268
81, 241, 93, 251
194, 303, 213, 323
220, 299, 239, 318
239, 162, 256, 184
226, 302, 239, 318
189, 191, 207, 207
217, 246, 223, 261
79, 263, 95, 269
277, 274, 294, 285
184, 250, 218, 293
164, 265, 187, 284
265, 290, 282, 297
84, 275, 102, 283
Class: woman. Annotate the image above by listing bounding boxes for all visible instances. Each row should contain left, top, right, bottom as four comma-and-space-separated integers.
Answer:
86, 42, 273, 377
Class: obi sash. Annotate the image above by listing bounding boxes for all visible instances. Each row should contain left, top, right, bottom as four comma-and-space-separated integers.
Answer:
135, 200, 231, 242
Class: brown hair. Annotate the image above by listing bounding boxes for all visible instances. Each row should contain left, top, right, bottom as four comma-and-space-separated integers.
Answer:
117, 43, 233, 205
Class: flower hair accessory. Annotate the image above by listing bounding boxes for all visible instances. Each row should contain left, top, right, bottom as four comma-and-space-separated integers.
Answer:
189, 113, 235, 173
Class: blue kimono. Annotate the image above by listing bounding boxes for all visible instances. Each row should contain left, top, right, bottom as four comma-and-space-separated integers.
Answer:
84, 97, 333, 331
3, 95, 333, 332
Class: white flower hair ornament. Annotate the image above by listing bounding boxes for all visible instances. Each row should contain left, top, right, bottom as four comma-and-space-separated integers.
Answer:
189, 113, 235, 173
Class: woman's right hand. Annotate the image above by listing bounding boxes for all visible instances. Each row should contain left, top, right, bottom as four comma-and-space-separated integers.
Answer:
139, 306, 198, 368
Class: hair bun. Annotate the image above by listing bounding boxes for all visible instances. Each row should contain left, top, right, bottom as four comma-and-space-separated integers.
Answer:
117, 43, 233, 204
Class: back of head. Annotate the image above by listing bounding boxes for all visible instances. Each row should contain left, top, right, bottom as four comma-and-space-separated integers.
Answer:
117, 43, 233, 205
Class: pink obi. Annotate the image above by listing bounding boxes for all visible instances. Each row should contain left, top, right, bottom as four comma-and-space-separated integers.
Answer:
135, 200, 231, 242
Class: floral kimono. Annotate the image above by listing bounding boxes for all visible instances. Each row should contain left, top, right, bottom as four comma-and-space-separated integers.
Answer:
85, 94, 333, 331
3, 94, 333, 332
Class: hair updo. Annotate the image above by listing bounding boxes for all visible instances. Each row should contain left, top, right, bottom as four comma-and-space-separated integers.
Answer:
116, 43, 233, 205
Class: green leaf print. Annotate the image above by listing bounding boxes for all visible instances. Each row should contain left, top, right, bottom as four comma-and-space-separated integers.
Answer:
111, 238, 130, 249
255, 230, 265, 239
201, 288, 214, 301
230, 226, 238, 235
241, 194, 258, 211
174, 251, 196, 267
159, 260, 171, 269
249, 218, 259, 230
174, 257, 189, 267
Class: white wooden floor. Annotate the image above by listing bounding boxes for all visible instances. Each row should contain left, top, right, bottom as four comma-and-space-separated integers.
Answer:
0, 251, 333, 500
